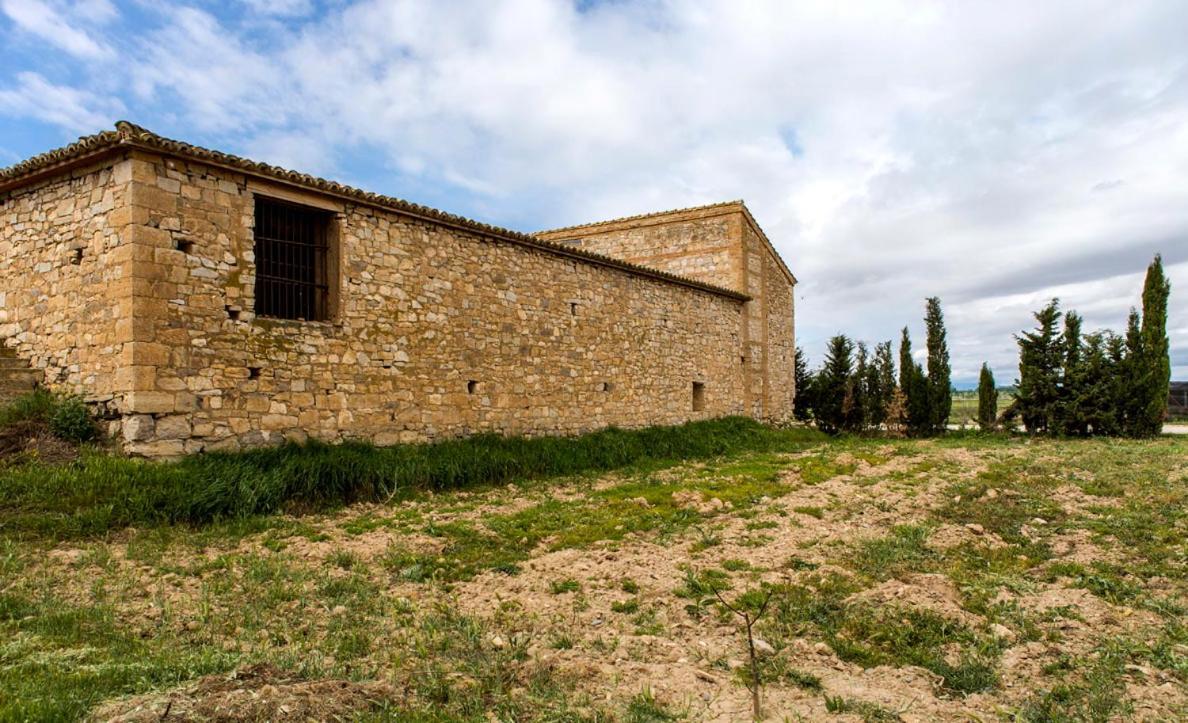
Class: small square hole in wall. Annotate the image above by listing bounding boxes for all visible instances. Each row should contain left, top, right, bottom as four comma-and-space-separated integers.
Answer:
467, 380, 479, 395
71, 248, 84, 265
692, 381, 706, 412
570, 302, 578, 316
225, 305, 241, 321
175, 238, 195, 254
598, 381, 613, 392
248, 366, 261, 380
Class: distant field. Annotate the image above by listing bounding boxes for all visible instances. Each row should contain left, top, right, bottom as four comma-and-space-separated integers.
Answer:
951, 391, 1014, 426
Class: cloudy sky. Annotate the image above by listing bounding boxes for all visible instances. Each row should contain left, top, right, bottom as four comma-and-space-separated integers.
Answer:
2, 0, 1185, 385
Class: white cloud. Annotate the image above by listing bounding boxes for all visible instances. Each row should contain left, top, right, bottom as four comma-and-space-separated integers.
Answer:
1, 0, 113, 58
129, 7, 286, 133
3, 0, 1187, 381
0, 71, 123, 131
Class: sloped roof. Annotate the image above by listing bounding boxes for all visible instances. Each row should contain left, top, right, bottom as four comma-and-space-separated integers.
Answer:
0, 122, 750, 301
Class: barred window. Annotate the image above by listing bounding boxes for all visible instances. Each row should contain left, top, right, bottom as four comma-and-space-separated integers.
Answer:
253, 196, 330, 321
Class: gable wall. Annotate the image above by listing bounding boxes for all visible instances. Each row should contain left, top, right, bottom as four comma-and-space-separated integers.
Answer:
0, 157, 137, 407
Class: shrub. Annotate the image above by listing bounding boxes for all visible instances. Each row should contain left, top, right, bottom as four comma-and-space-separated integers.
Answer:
48, 396, 97, 443
0, 389, 57, 428
0, 389, 97, 444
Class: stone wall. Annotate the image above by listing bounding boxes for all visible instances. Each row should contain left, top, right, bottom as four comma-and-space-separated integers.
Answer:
537, 204, 797, 423
540, 209, 742, 291
0, 157, 134, 406
113, 151, 750, 456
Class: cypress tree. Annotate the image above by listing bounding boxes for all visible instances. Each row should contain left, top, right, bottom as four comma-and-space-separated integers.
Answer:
977, 363, 997, 431
870, 341, 895, 429
793, 346, 813, 422
898, 327, 913, 393
1122, 308, 1144, 434
924, 297, 952, 435
814, 335, 855, 435
1058, 311, 1088, 435
1104, 332, 1129, 435
1133, 255, 1172, 436
850, 342, 870, 431
1082, 331, 1123, 436
1015, 299, 1063, 434
904, 361, 932, 436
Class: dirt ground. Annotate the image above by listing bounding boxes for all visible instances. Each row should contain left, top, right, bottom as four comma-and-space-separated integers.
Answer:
7, 435, 1188, 721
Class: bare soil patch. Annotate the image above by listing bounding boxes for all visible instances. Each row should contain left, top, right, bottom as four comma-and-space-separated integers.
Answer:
88, 664, 397, 722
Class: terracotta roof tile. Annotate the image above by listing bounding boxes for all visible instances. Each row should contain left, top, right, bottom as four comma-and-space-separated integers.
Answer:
536, 200, 746, 235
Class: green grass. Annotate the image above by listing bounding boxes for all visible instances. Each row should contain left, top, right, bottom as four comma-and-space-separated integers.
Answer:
757, 572, 1000, 695
791, 452, 858, 484
374, 448, 813, 583
0, 591, 233, 721
851, 524, 937, 580
0, 417, 824, 540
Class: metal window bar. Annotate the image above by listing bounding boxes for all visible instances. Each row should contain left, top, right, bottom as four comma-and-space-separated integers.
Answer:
253, 197, 329, 321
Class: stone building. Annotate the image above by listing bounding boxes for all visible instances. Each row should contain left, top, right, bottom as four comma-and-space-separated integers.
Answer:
0, 122, 797, 457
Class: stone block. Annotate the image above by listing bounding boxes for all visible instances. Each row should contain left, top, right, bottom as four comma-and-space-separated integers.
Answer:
121, 414, 155, 442
154, 414, 192, 439
125, 391, 175, 414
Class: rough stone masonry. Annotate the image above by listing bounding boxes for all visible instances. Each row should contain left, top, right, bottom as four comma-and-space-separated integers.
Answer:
0, 123, 797, 457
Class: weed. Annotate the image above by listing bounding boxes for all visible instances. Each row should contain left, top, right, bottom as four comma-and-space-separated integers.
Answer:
327, 549, 358, 570
624, 689, 680, 722
689, 525, 721, 551
1016, 638, 1136, 721
784, 668, 822, 691
673, 567, 731, 599
611, 599, 640, 614
783, 555, 819, 571
549, 632, 576, 650
0, 592, 234, 720
824, 694, 903, 721
550, 578, 581, 595
631, 607, 665, 636
851, 524, 937, 580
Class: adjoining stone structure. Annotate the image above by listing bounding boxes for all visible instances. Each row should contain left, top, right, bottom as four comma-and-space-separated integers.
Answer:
0, 123, 797, 457
537, 202, 797, 421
